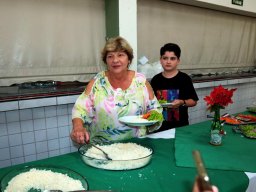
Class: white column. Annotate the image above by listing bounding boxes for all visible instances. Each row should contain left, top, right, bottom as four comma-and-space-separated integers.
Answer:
118, 0, 137, 70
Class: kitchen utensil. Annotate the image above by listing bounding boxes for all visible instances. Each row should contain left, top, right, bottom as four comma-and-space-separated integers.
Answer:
192, 150, 213, 192
90, 143, 112, 160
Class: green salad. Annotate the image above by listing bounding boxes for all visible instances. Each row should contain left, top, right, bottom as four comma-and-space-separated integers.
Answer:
147, 110, 164, 121
239, 124, 256, 138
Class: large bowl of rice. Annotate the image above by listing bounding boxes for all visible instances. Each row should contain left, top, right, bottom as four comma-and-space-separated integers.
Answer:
78, 140, 153, 170
1, 165, 89, 192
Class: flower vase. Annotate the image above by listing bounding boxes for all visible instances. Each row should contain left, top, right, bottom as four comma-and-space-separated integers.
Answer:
210, 108, 223, 145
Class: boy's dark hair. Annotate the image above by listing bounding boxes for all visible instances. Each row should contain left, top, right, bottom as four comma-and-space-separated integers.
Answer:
160, 43, 181, 59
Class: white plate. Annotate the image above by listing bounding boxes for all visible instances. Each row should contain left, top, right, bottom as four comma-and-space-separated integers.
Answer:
119, 116, 158, 126
161, 103, 174, 107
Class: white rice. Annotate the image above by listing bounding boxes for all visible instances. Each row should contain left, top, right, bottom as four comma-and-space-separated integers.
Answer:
83, 142, 152, 170
4, 168, 85, 192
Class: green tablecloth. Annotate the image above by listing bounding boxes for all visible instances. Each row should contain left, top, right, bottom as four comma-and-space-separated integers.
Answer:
0, 138, 248, 192
175, 120, 256, 172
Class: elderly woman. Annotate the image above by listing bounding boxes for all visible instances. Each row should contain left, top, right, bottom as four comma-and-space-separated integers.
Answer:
70, 36, 162, 144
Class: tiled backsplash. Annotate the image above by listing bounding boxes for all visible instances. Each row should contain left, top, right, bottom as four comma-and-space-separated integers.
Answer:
0, 77, 255, 168
0, 104, 77, 168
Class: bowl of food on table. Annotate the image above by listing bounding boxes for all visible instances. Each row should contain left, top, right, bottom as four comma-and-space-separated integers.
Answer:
1, 165, 88, 192
78, 139, 153, 170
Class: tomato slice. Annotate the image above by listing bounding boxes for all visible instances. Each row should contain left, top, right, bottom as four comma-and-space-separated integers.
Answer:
142, 113, 150, 119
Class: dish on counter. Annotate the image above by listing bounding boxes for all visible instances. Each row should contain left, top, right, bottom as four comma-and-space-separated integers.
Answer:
221, 114, 256, 125
0, 165, 88, 192
247, 107, 256, 114
119, 115, 158, 126
236, 114, 256, 122
78, 141, 153, 170
220, 116, 243, 125
238, 124, 256, 139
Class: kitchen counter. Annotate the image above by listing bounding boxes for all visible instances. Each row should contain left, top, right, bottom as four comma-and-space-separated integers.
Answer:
1, 72, 256, 103
190, 71, 256, 83
0, 81, 87, 102
0, 73, 255, 112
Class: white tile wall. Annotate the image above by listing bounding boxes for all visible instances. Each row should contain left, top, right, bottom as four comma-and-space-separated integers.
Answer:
37, 152, 49, 160
45, 106, 57, 117
11, 157, 24, 165
0, 112, 6, 123
0, 101, 18, 111
0, 124, 8, 136
32, 108, 45, 119
25, 154, 37, 162
21, 132, 35, 144
0, 136, 9, 148
10, 145, 23, 158
0, 78, 255, 168
57, 95, 79, 105
21, 120, 34, 132
0, 148, 10, 161
46, 117, 58, 129
0, 103, 75, 168
20, 109, 33, 120
23, 143, 36, 156
47, 128, 59, 140
6, 111, 19, 122
36, 141, 48, 153
7, 122, 21, 134
9, 134, 22, 146
49, 149, 60, 157
19, 97, 57, 109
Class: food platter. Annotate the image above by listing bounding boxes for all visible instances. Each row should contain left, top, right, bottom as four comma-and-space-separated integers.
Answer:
238, 124, 256, 139
236, 114, 256, 122
220, 116, 243, 125
119, 115, 158, 126
0, 165, 88, 192
221, 115, 256, 125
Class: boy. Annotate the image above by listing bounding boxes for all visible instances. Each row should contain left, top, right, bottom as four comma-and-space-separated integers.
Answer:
151, 43, 198, 131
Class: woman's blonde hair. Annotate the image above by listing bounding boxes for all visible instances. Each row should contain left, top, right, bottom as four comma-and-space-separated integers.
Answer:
101, 36, 134, 64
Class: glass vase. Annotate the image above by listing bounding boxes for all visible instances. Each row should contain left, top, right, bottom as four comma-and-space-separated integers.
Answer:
210, 108, 223, 145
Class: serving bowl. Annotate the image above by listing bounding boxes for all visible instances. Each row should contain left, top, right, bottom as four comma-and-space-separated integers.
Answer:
78, 140, 153, 170
1, 165, 89, 192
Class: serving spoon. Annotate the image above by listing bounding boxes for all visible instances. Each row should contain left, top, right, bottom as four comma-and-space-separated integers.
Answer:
90, 143, 112, 160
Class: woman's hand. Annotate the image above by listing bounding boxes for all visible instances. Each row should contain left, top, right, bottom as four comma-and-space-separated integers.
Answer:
70, 118, 90, 144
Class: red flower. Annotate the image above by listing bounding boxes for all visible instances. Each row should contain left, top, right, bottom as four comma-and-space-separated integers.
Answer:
204, 85, 237, 112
